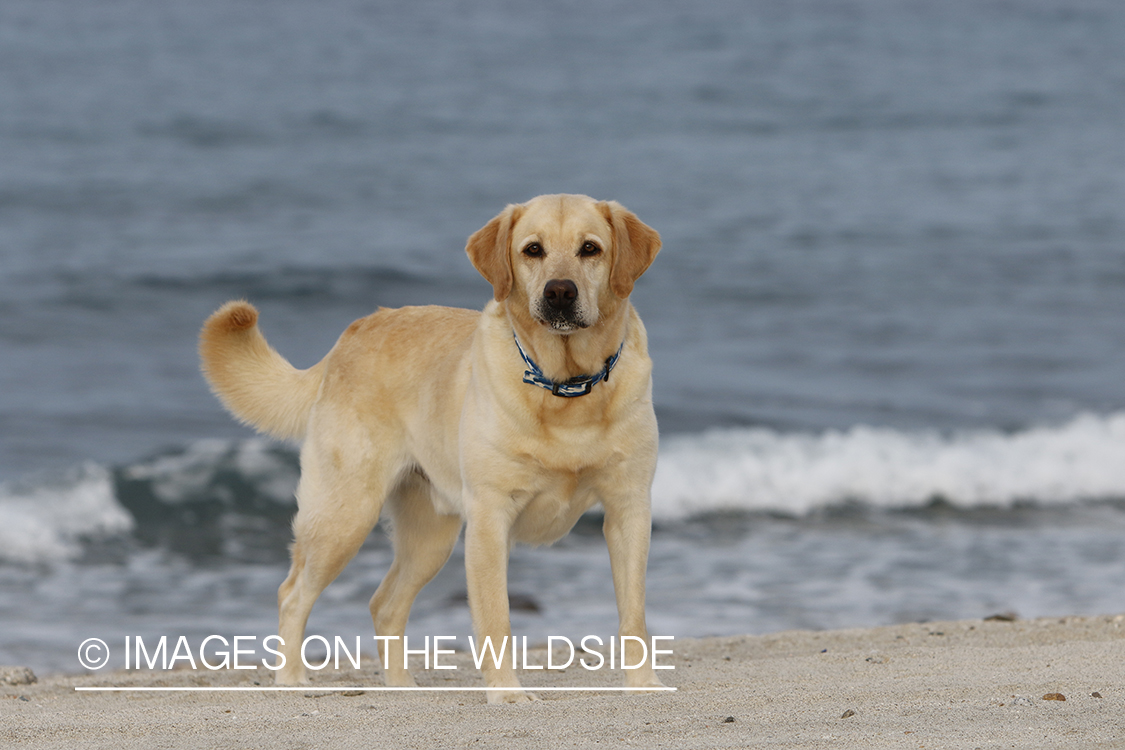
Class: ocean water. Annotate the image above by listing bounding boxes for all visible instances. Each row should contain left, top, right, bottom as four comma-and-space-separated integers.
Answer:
3, 0, 1125, 675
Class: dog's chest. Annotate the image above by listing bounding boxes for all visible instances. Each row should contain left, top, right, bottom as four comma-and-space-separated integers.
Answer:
508, 472, 599, 545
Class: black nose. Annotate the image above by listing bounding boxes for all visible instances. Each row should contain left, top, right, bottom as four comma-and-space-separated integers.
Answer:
543, 279, 578, 310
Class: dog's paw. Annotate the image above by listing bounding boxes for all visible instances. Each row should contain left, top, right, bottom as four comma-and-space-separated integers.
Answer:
625, 675, 668, 694
273, 671, 309, 687
383, 671, 418, 688
486, 689, 539, 705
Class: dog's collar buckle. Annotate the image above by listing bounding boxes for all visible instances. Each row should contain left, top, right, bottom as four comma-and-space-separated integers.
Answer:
513, 335, 622, 398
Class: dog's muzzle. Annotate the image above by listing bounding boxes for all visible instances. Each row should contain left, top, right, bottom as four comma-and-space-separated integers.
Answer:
540, 279, 585, 330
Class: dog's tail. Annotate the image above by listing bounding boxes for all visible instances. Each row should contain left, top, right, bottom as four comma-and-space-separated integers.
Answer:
199, 300, 325, 441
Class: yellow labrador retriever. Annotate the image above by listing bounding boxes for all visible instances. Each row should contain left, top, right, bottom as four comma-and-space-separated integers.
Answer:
199, 194, 663, 703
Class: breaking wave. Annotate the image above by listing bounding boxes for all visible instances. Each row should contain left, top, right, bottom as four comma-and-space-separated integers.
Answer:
5, 413, 1125, 564
0, 463, 133, 565
652, 412, 1125, 519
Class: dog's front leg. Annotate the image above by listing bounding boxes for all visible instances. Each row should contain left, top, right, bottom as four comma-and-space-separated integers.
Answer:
464, 496, 537, 704
603, 496, 666, 692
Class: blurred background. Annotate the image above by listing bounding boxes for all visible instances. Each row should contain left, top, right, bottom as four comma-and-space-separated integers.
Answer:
3, 0, 1125, 674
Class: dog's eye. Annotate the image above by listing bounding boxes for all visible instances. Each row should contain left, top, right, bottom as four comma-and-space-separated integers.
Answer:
579, 241, 602, 257
522, 243, 544, 258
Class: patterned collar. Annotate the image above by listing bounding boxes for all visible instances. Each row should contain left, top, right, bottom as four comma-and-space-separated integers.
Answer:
512, 334, 623, 398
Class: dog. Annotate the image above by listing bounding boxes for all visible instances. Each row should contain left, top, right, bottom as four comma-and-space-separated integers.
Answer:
199, 194, 663, 703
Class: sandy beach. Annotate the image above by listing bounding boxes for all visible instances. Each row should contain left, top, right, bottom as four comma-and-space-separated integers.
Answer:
3, 614, 1122, 749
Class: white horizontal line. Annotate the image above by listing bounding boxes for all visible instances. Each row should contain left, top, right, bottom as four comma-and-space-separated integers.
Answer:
75, 686, 676, 693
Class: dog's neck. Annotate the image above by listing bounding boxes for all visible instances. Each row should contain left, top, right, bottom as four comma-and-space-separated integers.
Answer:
505, 301, 630, 385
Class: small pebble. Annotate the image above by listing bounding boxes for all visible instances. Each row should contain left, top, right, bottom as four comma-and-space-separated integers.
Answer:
1091, 692, 1103, 699
1042, 693, 1066, 702
0, 667, 37, 686
841, 709, 856, 719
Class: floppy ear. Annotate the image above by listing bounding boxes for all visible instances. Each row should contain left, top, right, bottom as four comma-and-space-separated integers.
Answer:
466, 203, 523, 301
600, 201, 662, 298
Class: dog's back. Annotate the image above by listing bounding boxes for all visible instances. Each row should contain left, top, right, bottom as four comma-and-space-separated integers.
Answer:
200, 300, 481, 444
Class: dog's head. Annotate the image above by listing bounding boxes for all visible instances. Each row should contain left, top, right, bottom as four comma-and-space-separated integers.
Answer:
466, 194, 661, 333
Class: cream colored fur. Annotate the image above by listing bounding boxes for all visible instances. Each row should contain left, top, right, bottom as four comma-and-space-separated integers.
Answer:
199, 194, 663, 703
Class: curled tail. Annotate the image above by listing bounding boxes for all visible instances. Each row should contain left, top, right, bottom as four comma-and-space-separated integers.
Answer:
199, 300, 325, 440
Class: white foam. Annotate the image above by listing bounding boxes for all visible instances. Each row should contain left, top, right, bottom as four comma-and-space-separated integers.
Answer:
0, 463, 134, 564
652, 412, 1125, 519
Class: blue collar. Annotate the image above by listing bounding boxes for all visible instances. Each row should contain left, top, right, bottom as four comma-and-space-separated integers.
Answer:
513, 334, 623, 398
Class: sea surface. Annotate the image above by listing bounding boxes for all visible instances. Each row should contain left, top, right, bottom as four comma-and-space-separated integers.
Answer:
3, 0, 1125, 675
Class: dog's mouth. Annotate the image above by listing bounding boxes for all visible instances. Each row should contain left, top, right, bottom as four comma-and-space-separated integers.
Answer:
536, 308, 590, 333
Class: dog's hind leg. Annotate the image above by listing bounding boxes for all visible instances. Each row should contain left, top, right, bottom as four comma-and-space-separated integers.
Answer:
274, 436, 390, 686
368, 472, 462, 686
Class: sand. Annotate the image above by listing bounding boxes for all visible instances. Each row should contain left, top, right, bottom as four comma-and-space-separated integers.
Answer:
3, 615, 1123, 749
